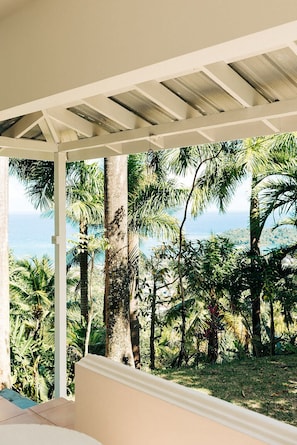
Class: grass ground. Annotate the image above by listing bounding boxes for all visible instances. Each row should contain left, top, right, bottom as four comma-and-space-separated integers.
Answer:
153, 353, 297, 427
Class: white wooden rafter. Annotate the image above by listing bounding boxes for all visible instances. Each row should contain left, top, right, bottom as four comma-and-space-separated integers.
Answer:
83, 94, 150, 129
38, 118, 56, 144
67, 145, 122, 162
135, 80, 200, 120
42, 110, 61, 144
3, 111, 43, 138
58, 96, 297, 155
202, 62, 268, 108
46, 107, 95, 137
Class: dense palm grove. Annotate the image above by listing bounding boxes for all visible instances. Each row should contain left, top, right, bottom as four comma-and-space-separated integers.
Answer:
6, 133, 297, 401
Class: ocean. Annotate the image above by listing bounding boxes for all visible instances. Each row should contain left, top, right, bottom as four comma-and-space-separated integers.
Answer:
8, 211, 252, 260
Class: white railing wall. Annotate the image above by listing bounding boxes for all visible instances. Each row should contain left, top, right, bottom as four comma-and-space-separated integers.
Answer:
75, 355, 297, 445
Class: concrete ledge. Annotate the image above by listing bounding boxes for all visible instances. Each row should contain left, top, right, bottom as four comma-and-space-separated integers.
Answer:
75, 354, 297, 445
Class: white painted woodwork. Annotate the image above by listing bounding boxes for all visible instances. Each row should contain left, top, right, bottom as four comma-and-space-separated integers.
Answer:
58, 96, 297, 156
76, 355, 297, 445
135, 80, 200, 119
0, 148, 55, 161
3, 111, 43, 138
53, 152, 67, 398
0, 136, 56, 152
46, 107, 94, 137
83, 95, 150, 129
202, 62, 268, 107
42, 111, 61, 144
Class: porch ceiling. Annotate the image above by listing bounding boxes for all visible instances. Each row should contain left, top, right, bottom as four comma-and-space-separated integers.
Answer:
1, 5, 297, 162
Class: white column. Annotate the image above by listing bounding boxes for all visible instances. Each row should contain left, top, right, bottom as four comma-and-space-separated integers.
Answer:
53, 152, 67, 398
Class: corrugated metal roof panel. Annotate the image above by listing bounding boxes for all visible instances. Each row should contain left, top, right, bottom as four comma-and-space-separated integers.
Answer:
69, 105, 125, 133
112, 90, 175, 125
230, 48, 297, 103
163, 72, 242, 115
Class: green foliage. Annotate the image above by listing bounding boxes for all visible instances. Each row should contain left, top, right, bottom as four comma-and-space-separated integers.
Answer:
8, 136, 297, 405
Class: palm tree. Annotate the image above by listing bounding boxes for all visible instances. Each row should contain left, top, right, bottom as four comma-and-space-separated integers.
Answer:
127, 152, 186, 366
140, 246, 177, 370
256, 133, 297, 227
186, 236, 237, 363
164, 142, 242, 365
9, 255, 55, 400
10, 255, 55, 341
9, 159, 104, 323
65, 161, 104, 321
0, 156, 11, 388
239, 134, 297, 355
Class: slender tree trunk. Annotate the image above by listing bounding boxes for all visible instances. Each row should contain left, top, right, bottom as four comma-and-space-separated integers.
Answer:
80, 218, 88, 322
269, 299, 275, 356
128, 232, 141, 368
177, 280, 187, 367
84, 252, 95, 356
149, 281, 157, 370
104, 155, 134, 366
249, 185, 262, 357
207, 299, 219, 364
0, 157, 11, 388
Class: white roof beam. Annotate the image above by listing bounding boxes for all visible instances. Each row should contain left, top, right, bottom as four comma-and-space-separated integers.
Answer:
196, 130, 215, 142
46, 107, 95, 137
42, 111, 62, 144
0, 136, 57, 152
135, 80, 200, 119
0, 148, 54, 161
3, 111, 43, 138
59, 97, 297, 154
83, 95, 150, 129
121, 139, 163, 155
261, 119, 280, 133
104, 144, 123, 154
202, 62, 268, 107
38, 118, 56, 144
67, 146, 121, 162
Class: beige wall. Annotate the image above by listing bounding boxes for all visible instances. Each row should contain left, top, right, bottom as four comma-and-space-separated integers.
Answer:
1, 0, 297, 117
75, 356, 297, 445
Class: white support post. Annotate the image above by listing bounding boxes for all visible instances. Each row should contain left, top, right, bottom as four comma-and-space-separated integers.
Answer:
53, 152, 67, 398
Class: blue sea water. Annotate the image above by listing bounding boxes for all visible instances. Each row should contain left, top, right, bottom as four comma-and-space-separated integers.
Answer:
9, 213, 78, 260
8, 211, 252, 260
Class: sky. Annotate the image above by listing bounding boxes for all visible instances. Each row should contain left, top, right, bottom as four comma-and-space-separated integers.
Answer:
9, 175, 251, 214
9, 176, 39, 214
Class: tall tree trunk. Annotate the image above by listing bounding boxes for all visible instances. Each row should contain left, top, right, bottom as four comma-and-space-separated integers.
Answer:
128, 232, 141, 368
0, 157, 11, 388
84, 252, 95, 356
80, 218, 88, 322
207, 298, 219, 364
249, 185, 263, 357
149, 280, 157, 370
269, 299, 275, 356
104, 155, 134, 366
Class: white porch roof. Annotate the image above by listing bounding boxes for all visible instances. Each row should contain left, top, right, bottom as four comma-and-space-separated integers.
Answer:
1, 0, 297, 161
